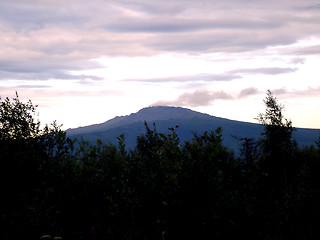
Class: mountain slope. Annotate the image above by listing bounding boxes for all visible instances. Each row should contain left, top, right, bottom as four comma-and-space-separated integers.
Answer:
66, 106, 319, 153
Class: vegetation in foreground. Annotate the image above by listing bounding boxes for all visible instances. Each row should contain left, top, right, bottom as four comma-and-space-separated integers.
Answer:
1, 91, 320, 239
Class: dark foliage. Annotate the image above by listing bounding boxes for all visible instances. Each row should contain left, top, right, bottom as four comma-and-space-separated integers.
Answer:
1, 92, 320, 239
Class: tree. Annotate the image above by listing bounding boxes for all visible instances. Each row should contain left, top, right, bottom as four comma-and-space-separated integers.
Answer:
256, 90, 297, 196
0, 92, 40, 140
0, 93, 43, 239
256, 90, 295, 156
0, 92, 74, 239
256, 90, 297, 160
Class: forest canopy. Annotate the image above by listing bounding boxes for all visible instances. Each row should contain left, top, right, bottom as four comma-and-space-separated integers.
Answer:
0, 91, 320, 240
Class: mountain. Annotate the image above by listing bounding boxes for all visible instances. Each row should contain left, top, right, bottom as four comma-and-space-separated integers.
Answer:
66, 106, 319, 154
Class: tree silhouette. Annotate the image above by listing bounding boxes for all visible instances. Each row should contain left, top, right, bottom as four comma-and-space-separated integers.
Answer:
256, 90, 297, 191
256, 90, 296, 157
0, 92, 40, 140
1, 92, 320, 239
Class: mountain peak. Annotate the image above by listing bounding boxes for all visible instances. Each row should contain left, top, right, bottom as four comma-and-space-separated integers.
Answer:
66, 105, 319, 153
133, 105, 201, 121
67, 106, 208, 136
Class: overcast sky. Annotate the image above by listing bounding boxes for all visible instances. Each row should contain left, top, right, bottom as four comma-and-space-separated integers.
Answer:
1, 0, 320, 129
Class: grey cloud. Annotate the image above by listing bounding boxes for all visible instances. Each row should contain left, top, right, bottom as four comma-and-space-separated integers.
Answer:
106, 19, 203, 33
239, 87, 259, 98
135, 67, 299, 87
15, 85, 51, 89
272, 87, 320, 97
290, 58, 305, 64
144, 9, 320, 54
0, 0, 319, 82
239, 87, 318, 99
129, 2, 186, 16
272, 88, 289, 95
230, 67, 297, 75
106, 17, 282, 33
147, 29, 304, 54
0, 85, 125, 100
286, 45, 320, 56
0, 2, 83, 31
210, 74, 242, 81
0, 70, 103, 81
153, 89, 233, 107
124, 73, 241, 83
296, 87, 320, 96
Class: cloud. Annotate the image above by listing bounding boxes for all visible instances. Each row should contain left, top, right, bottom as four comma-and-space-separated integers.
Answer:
153, 89, 233, 107
272, 88, 290, 95
296, 87, 320, 97
271, 87, 320, 97
121, 66, 298, 84
239, 87, 259, 98
153, 86, 314, 108
124, 73, 241, 83
289, 58, 305, 64
230, 67, 297, 75
286, 45, 320, 56
15, 85, 51, 89
0, 85, 124, 102
105, 17, 283, 34
0, 70, 103, 81
0, 0, 319, 82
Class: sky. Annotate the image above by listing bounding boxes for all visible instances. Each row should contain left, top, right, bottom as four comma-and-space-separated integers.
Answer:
1, 0, 320, 130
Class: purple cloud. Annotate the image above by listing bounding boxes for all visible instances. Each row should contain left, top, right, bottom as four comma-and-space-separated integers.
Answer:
239, 87, 259, 98
230, 67, 297, 75
0, 0, 318, 81
153, 89, 233, 107
124, 73, 241, 83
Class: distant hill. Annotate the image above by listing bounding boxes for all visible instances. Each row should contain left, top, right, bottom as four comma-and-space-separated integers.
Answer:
66, 106, 319, 154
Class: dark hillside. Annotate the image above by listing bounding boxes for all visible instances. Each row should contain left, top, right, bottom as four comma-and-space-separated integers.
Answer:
2, 95, 320, 240
67, 106, 319, 152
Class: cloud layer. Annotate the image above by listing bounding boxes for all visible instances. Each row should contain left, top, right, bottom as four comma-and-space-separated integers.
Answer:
1, 0, 320, 129
0, 0, 319, 81
153, 87, 263, 108
153, 89, 233, 107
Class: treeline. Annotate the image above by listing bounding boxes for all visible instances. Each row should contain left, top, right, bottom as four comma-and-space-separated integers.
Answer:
1, 91, 320, 240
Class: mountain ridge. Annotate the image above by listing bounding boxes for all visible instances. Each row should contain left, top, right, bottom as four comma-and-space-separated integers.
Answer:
67, 106, 254, 135
66, 106, 319, 153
